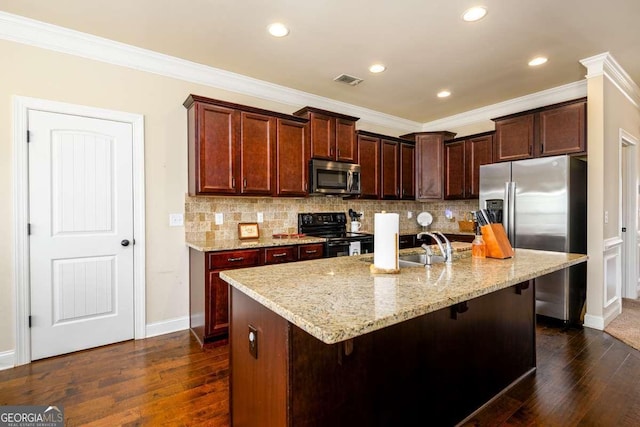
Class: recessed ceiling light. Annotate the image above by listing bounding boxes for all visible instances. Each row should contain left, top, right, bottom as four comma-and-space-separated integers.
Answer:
369, 64, 386, 73
267, 23, 289, 37
528, 56, 548, 66
462, 6, 487, 22
437, 90, 451, 98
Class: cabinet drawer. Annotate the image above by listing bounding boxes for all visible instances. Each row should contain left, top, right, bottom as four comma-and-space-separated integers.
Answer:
208, 249, 262, 270
265, 246, 297, 264
298, 243, 324, 260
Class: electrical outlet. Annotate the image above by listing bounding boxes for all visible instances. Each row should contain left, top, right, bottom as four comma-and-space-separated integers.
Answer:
169, 213, 183, 227
604, 211, 609, 224
215, 213, 224, 225
257, 212, 264, 223
407, 211, 413, 219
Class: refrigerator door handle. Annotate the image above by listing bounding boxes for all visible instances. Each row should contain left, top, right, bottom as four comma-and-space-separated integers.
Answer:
507, 181, 516, 245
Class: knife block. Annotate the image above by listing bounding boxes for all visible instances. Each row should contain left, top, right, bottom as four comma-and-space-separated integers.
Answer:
480, 224, 514, 259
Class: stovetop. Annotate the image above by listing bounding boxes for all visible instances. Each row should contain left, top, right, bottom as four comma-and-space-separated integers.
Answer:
298, 212, 372, 240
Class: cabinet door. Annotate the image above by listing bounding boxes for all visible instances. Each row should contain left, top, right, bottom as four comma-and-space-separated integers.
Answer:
276, 119, 308, 196
381, 139, 399, 199
400, 143, 415, 199
399, 234, 416, 249
239, 112, 275, 195
539, 101, 586, 156
444, 141, 465, 199
466, 134, 493, 198
416, 134, 444, 199
358, 134, 380, 199
336, 118, 357, 162
206, 271, 230, 339
309, 112, 335, 160
191, 103, 238, 195
494, 115, 534, 162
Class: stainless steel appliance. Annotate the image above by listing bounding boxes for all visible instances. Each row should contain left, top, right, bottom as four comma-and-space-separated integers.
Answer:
298, 212, 373, 257
309, 159, 361, 196
479, 155, 587, 325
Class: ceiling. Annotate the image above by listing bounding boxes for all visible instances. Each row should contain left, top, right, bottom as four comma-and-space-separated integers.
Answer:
1, 0, 639, 123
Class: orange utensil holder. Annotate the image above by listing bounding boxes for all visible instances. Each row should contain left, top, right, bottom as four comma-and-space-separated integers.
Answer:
480, 223, 514, 259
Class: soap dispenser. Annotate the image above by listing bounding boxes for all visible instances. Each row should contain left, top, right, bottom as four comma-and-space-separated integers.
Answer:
472, 224, 486, 259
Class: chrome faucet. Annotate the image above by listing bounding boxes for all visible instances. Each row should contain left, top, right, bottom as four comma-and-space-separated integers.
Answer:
416, 231, 453, 265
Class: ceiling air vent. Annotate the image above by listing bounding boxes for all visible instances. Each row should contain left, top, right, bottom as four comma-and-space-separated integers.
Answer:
333, 74, 364, 86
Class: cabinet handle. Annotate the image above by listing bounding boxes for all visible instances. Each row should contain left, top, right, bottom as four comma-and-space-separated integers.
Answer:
529, 145, 532, 155
243, 178, 247, 188
540, 143, 544, 153
337, 148, 340, 157
450, 301, 469, 320
227, 257, 245, 262
232, 177, 236, 188
273, 252, 287, 257
305, 249, 318, 254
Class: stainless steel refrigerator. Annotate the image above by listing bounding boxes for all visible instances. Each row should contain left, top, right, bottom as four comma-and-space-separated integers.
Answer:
479, 155, 587, 325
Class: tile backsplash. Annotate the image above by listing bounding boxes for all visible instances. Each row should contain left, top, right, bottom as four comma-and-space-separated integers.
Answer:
185, 195, 479, 241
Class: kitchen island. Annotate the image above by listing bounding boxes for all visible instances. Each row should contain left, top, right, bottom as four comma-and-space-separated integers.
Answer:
221, 248, 587, 426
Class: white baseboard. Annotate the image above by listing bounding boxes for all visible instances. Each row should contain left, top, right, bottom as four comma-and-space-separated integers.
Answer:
145, 316, 189, 338
583, 314, 605, 330
0, 349, 16, 371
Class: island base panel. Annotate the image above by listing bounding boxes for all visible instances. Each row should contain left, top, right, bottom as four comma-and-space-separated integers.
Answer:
230, 281, 535, 426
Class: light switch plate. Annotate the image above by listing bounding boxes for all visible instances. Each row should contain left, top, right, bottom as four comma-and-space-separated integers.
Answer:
257, 212, 264, 223
169, 213, 183, 227
215, 213, 224, 225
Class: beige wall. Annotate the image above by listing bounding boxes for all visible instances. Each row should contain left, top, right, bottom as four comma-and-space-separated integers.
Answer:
0, 39, 480, 353
585, 75, 640, 321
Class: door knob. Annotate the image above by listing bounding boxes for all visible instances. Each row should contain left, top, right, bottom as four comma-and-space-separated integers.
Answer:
121, 239, 130, 247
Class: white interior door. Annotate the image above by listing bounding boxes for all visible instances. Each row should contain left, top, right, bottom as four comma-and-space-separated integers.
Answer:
28, 110, 135, 360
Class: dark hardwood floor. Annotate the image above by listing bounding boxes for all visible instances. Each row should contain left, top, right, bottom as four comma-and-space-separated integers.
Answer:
1, 319, 639, 426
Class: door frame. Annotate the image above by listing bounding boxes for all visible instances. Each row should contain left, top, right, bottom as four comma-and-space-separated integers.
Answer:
12, 96, 146, 365
620, 128, 639, 300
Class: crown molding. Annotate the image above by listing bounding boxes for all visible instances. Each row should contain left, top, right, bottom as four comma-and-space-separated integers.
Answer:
580, 52, 640, 109
422, 80, 588, 131
0, 11, 422, 133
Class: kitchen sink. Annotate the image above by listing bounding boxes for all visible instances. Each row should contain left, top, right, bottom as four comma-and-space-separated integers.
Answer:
398, 253, 429, 267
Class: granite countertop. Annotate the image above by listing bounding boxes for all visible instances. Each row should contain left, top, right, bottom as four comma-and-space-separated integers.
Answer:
221, 247, 588, 345
186, 236, 326, 252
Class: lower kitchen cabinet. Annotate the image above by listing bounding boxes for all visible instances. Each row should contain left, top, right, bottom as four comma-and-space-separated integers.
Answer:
190, 243, 325, 345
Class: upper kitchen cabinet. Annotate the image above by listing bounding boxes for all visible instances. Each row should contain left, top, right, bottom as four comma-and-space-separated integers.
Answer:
357, 132, 381, 199
275, 118, 309, 197
444, 132, 494, 199
293, 107, 359, 162
400, 131, 457, 200
184, 94, 308, 196
357, 130, 415, 200
493, 98, 586, 162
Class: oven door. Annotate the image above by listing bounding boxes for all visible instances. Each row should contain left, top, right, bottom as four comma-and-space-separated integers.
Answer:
325, 240, 351, 257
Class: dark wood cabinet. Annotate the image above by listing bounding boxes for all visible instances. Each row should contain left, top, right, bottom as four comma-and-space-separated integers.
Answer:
539, 100, 586, 156
184, 94, 308, 197
238, 111, 275, 195
399, 234, 416, 249
230, 280, 535, 426
356, 130, 415, 200
190, 242, 325, 345
190, 247, 261, 344
357, 133, 381, 199
381, 139, 400, 199
400, 142, 415, 199
275, 118, 309, 196
444, 132, 494, 199
293, 107, 359, 162
493, 98, 586, 162
400, 131, 457, 200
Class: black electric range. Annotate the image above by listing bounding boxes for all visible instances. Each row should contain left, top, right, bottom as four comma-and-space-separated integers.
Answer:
298, 212, 373, 257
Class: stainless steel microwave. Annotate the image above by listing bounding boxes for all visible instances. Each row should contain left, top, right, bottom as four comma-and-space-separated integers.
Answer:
309, 159, 361, 195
